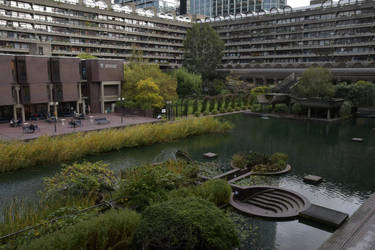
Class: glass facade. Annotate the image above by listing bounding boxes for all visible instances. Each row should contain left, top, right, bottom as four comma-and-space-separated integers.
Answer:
187, 0, 285, 17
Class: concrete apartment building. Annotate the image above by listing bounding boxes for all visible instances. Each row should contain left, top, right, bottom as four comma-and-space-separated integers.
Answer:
0, 55, 123, 122
0, 0, 191, 67
206, 0, 375, 83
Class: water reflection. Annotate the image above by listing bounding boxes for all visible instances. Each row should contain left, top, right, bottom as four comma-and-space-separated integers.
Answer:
0, 114, 374, 249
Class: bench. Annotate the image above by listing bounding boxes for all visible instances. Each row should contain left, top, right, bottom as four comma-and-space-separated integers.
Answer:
69, 120, 82, 128
95, 117, 110, 125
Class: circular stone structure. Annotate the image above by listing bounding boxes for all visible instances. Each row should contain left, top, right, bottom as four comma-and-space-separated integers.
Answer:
230, 186, 311, 219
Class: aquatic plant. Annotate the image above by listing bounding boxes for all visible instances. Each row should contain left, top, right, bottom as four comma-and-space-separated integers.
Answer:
231, 151, 288, 173
0, 117, 232, 173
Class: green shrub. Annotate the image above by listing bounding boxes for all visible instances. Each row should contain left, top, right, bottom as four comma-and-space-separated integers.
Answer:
212, 109, 218, 115
209, 98, 216, 112
250, 86, 270, 104
20, 209, 141, 250
270, 153, 288, 167
274, 104, 287, 113
116, 160, 199, 210
43, 162, 116, 200
133, 197, 239, 250
235, 107, 241, 111
335, 81, 375, 107
201, 97, 209, 113
339, 101, 353, 117
227, 108, 233, 112
250, 104, 261, 112
220, 107, 226, 113
291, 103, 304, 115
217, 96, 224, 110
203, 111, 210, 116
246, 152, 269, 168
194, 179, 232, 207
232, 153, 247, 169
192, 99, 199, 114
194, 111, 201, 117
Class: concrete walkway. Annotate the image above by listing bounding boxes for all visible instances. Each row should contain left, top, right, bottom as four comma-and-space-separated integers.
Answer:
0, 113, 157, 141
319, 193, 375, 250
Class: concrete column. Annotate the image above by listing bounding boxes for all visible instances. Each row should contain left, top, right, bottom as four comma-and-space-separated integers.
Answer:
327, 109, 331, 120
76, 101, 80, 113
15, 86, 20, 105
100, 82, 105, 114
307, 107, 311, 118
54, 104, 58, 119
13, 105, 17, 121
21, 105, 25, 122
82, 100, 86, 115
47, 104, 51, 114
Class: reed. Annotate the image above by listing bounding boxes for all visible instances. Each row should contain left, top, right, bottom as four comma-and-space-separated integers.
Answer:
0, 117, 231, 173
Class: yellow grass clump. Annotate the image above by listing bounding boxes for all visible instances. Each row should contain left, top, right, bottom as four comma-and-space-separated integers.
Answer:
0, 117, 232, 173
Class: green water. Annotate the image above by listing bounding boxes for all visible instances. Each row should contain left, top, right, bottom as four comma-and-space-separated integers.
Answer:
1, 114, 375, 249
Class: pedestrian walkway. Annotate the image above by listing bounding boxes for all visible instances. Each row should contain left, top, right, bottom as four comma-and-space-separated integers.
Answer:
0, 113, 157, 141
319, 193, 375, 250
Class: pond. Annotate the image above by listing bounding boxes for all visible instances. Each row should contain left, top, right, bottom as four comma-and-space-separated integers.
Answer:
1, 113, 375, 249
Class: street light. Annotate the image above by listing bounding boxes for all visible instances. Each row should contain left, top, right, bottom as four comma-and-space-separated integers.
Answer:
53, 102, 59, 133
117, 97, 125, 124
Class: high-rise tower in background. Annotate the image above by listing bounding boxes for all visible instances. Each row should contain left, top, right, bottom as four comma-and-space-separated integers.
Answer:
180, 0, 286, 17
115, 0, 179, 12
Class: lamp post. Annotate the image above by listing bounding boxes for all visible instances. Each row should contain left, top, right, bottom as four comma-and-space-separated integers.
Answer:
117, 97, 125, 124
166, 100, 172, 121
54, 102, 58, 133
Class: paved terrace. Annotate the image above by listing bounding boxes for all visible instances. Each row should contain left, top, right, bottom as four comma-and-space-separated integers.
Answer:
319, 193, 375, 250
0, 114, 158, 141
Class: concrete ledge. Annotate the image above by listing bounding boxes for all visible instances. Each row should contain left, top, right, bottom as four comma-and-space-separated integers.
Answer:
319, 193, 375, 250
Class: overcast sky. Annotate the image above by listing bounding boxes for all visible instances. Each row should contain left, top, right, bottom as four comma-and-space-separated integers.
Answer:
287, 0, 310, 7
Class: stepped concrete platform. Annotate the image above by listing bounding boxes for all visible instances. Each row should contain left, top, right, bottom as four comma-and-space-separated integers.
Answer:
319, 193, 375, 250
352, 137, 364, 142
203, 152, 218, 159
300, 204, 348, 229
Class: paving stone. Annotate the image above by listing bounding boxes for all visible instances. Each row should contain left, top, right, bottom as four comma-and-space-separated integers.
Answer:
299, 204, 348, 229
352, 137, 364, 142
203, 152, 218, 158
303, 175, 323, 184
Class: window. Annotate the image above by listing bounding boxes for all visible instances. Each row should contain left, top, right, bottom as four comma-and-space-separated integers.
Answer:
38, 46, 43, 55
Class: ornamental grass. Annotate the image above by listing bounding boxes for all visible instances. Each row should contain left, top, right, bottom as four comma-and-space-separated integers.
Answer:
0, 117, 231, 173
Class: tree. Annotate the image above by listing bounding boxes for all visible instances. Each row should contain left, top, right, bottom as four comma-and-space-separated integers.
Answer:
76, 53, 97, 59
335, 80, 375, 107
135, 78, 164, 110
174, 67, 202, 97
183, 23, 224, 81
123, 61, 178, 108
293, 67, 335, 98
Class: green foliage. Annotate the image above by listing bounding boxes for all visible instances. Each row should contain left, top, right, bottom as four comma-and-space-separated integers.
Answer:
212, 109, 218, 115
76, 53, 97, 59
217, 96, 224, 110
291, 103, 304, 115
209, 98, 216, 112
194, 111, 201, 117
195, 179, 232, 207
20, 209, 141, 250
43, 162, 116, 200
183, 99, 189, 116
231, 151, 288, 173
134, 78, 164, 109
0, 117, 232, 173
250, 86, 270, 104
208, 78, 226, 96
183, 23, 225, 80
294, 67, 335, 98
201, 97, 209, 113
193, 99, 199, 113
174, 67, 202, 97
335, 81, 375, 107
232, 153, 247, 169
339, 101, 353, 117
116, 160, 199, 210
133, 197, 239, 250
123, 62, 177, 108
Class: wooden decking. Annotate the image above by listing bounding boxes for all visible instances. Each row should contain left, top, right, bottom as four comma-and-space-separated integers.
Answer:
319, 193, 375, 250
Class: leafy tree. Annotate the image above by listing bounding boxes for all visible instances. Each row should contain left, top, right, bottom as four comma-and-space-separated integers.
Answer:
135, 78, 164, 109
335, 80, 375, 107
293, 67, 335, 98
76, 53, 97, 59
123, 62, 178, 108
174, 67, 202, 97
183, 23, 224, 81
